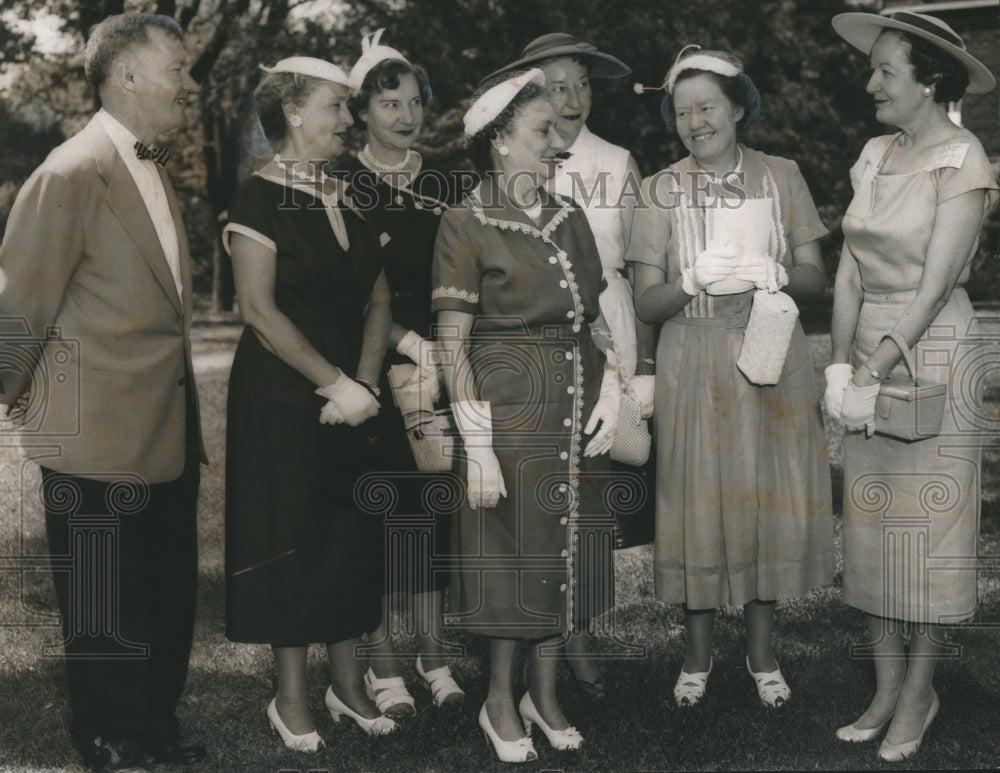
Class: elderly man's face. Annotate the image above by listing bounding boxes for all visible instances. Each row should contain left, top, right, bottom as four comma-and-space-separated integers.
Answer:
129, 27, 198, 138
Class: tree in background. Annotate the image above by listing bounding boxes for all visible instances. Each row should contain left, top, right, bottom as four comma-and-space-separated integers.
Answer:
2, 0, 995, 310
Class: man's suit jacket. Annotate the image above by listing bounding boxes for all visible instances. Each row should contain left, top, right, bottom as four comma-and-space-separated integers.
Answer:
0, 115, 206, 483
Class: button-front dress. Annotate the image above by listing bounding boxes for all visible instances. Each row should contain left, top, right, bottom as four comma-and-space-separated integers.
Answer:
431, 179, 614, 638
626, 146, 833, 609
840, 130, 998, 623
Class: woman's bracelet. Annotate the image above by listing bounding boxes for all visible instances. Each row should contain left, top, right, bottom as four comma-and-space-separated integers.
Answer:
355, 378, 381, 399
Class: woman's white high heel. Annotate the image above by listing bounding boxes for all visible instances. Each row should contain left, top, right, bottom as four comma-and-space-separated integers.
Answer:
877, 691, 939, 762
416, 655, 465, 707
746, 656, 791, 708
478, 703, 537, 763
363, 667, 416, 717
836, 713, 892, 743
518, 691, 583, 751
324, 686, 398, 736
673, 658, 712, 707
266, 699, 325, 752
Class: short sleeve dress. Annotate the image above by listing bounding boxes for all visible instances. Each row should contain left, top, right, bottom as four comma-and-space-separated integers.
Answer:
840, 130, 999, 624
341, 158, 456, 596
431, 179, 613, 638
625, 146, 834, 608
223, 173, 385, 645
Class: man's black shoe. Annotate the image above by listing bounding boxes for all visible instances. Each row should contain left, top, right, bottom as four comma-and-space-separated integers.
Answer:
84, 737, 153, 773
146, 737, 208, 765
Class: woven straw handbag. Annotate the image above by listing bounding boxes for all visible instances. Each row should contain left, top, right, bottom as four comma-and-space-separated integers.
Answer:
737, 290, 799, 385
387, 363, 456, 472
610, 389, 652, 467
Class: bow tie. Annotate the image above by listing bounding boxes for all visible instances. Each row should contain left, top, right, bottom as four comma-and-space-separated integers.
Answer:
134, 141, 169, 167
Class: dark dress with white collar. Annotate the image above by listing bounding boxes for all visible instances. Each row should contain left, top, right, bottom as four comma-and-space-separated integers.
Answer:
223, 174, 384, 644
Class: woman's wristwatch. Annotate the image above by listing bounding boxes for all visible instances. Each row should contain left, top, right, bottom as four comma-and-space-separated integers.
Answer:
355, 378, 381, 399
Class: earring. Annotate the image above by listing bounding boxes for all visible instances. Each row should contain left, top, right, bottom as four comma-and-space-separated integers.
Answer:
289, 114, 302, 127
921, 86, 933, 97
498, 146, 509, 156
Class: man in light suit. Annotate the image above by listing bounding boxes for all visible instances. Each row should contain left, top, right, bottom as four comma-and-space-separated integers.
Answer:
0, 13, 207, 772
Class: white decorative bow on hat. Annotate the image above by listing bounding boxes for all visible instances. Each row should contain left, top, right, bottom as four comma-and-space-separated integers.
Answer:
348, 28, 411, 93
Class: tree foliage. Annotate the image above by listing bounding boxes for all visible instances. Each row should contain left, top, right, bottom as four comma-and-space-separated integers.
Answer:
2, 0, 995, 305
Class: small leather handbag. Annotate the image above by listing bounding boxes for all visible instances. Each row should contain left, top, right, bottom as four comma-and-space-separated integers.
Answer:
610, 388, 652, 467
874, 331, 946, 441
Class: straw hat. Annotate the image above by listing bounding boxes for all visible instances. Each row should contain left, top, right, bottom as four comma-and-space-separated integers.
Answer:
463, 68, 546, 136
259, 57, 352, 89
485, 32, 630, 81
347, 28, 411, 93
832, 11, 995, 94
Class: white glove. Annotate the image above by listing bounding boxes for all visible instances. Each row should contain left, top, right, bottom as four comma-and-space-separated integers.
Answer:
733, 254, 789, 293
584, 358, 621, 457
318, 399, 348, 425
397, 330, 441, 402
681, 248, 737, 295
452, 399, 507, 509
1, 392, 29, 426
316, 376, 380, 427
841, 379, 880, 437
629, 374, 655, 420
823, 363, 853, 422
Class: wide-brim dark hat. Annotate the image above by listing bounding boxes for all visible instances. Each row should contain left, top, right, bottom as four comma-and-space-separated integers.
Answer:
832, 11, 995, 94
485, 32, 631, 81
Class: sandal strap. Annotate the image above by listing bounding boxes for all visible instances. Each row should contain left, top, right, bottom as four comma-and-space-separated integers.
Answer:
673, 659, 712, 705
417, 657, 465, 706
745, 657, 791, 706
364, 669, 415, 712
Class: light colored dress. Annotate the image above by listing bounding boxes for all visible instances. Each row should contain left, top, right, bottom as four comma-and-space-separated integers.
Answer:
432, 178, 614, 638
626, 146, 833, 608
551, 126, 639, 378
840, 130, 998, 624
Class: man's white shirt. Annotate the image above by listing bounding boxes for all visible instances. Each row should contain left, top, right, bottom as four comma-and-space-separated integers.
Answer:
96, 109, 183, 301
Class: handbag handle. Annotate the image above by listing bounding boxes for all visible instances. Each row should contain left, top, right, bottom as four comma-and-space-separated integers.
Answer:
882, 330, 919, 385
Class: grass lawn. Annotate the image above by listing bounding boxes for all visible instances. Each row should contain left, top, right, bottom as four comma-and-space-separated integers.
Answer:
1, 319, 999, 772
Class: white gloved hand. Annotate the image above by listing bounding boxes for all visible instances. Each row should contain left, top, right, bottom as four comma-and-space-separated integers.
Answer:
1, 392, 30, 427
584, 358, 621, 457
681, 248, 737, 295
452, 399, 507, 509
397, 329, 441, 402
823, 363, 853, 422
629, 374, 655, 420
316, 376, 380, 427
733, 254, 789, 293
841, 379, 881, 437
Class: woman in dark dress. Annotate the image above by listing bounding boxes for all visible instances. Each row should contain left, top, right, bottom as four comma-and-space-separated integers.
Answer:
224, 56, 396, 749
338, 30, 464, 717
435, 68, 620, 763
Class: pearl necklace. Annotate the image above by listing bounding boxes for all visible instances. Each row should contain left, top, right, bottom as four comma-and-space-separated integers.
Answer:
358, 145, 419, 174
273, 154, 328, 185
